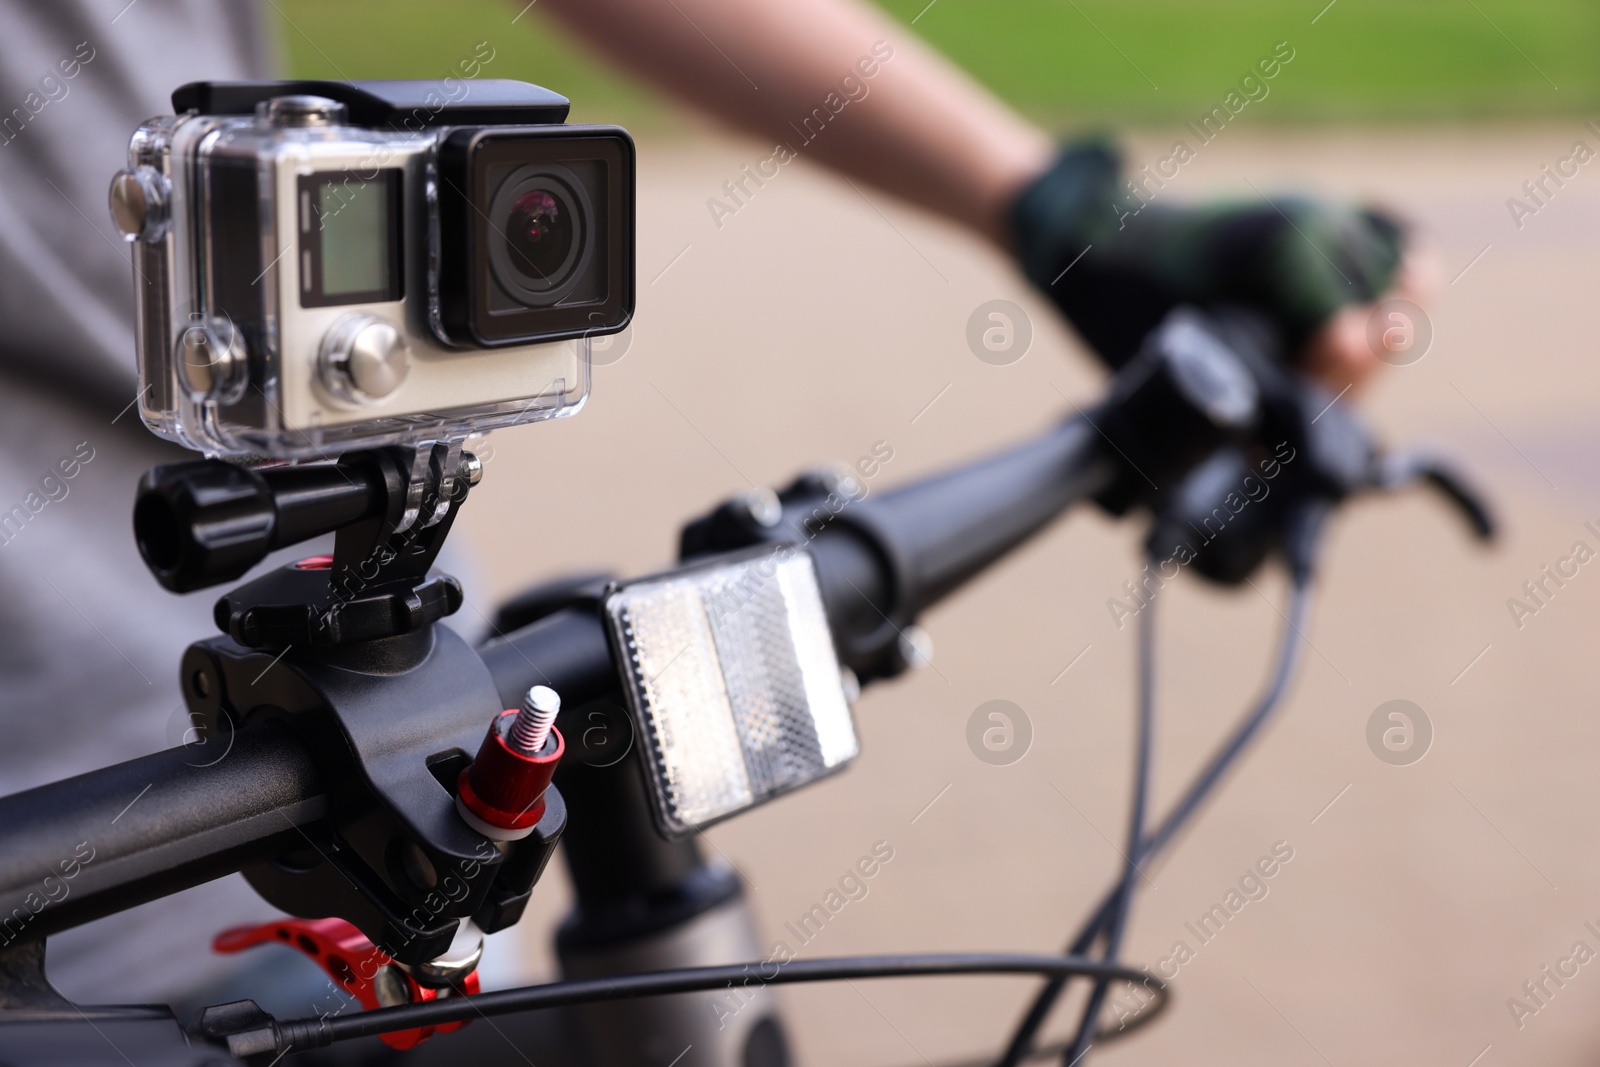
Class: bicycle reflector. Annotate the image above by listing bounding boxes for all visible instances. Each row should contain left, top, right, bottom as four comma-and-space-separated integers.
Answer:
603, 547, 859, 836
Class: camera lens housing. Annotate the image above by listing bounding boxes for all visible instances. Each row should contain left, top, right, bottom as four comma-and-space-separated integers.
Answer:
437, 127, 634, 348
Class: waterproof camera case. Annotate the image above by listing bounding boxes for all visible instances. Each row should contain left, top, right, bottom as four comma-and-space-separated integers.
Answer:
111, 80, 634, 460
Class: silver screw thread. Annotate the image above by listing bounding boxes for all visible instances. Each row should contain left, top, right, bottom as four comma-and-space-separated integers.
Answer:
509, 685, 560, 754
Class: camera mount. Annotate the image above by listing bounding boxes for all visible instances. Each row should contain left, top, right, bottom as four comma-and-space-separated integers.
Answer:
134, 446, 567, 968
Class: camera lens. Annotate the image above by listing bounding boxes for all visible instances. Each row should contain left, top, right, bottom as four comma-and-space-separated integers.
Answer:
438, 130, 632, 348
506, 189, 574, 282
487, 165, 591, 305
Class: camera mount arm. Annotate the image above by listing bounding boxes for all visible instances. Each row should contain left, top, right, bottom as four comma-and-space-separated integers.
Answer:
135, 443, 478, 593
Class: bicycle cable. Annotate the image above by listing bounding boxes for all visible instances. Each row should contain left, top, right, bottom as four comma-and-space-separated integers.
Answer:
1062, 562, 1160, 1063
997, 565, 1315, 1067
242, 952, 1171, 1055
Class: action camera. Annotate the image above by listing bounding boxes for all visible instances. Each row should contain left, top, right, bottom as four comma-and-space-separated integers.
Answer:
110, 79, 634, 460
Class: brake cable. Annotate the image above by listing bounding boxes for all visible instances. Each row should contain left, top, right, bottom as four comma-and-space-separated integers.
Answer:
1060, 558, 1160, 1063
998, 516, 1319, 1067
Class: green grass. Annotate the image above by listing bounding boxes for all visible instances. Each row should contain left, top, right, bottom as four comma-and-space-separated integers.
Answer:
274, 0, 1599, 129
876, 0, 1598, 125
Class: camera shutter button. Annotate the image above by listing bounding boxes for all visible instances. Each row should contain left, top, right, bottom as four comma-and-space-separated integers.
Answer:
263, 95, 348, 128
321, 316, 410, 405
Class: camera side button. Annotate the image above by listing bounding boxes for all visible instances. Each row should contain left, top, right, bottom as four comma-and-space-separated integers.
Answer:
108, 166, 170, 243
176, 318, 247, 403
320, 315, 410, 406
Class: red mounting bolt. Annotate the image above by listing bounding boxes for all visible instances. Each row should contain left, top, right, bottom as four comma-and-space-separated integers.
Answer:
456, 685, 564, 840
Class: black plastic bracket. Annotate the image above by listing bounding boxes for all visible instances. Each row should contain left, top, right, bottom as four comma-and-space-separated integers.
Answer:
198, 443, 472, 650
182, 622, 564, 964
161, 442, 564, 965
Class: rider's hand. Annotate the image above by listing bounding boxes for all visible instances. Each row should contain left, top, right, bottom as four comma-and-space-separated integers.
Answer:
1009, 139, 1417, 393
1296, 238, 1439, 393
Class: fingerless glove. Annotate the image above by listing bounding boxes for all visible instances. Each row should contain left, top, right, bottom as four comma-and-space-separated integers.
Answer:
1010, 138, 1404, 369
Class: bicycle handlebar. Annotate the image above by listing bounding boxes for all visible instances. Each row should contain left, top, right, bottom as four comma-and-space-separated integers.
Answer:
0, 723, 323, 942
0, 407, 1124, 941
824, 415, 1117, 628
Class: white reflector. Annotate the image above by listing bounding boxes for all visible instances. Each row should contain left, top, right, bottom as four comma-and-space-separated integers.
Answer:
604, 547, 859, 836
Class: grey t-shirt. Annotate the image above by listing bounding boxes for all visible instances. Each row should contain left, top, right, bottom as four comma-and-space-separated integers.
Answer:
0, 0, 272, 410
0, 0, 297, 1006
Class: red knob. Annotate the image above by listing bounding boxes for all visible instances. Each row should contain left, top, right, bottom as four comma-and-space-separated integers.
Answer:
456, 688, 563, 840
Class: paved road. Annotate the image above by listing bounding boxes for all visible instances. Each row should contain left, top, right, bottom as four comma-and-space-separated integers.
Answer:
457, 124, 1600, 1066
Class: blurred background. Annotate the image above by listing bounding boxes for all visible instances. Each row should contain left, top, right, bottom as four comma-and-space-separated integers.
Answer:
278, 2, 1600, 1064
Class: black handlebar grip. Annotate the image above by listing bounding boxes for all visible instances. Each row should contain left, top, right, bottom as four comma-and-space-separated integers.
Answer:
1093, 308, 1263, 514
134, 459, 383, 593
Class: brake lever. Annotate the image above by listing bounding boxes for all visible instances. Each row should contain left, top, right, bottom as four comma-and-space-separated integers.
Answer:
1376, 451, 1497, 542
213, 917, 479, 1050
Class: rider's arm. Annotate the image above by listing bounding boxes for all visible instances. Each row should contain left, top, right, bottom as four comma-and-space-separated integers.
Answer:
536, 0, 1053, 249
536, 0, 1430, 392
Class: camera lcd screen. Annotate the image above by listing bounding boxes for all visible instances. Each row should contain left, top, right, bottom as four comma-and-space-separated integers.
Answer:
299, 169, 404, 308
319, 183, 388, 295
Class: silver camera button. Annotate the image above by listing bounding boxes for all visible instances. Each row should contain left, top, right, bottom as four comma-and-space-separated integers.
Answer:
263, 95, 348, 129
108, 166, 170, 244
176, 317, 246, 402
320, 315, 411, 406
